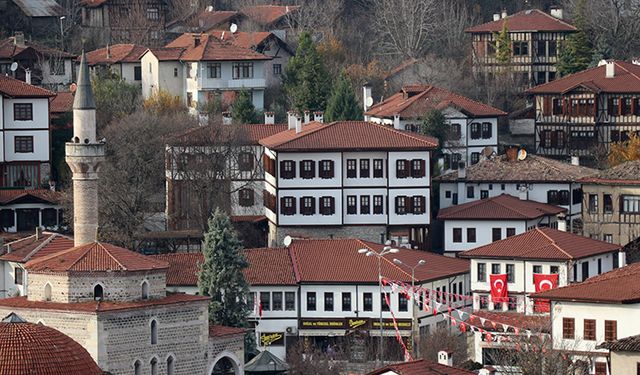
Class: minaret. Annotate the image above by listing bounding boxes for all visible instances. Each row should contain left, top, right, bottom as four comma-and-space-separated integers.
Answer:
66, 52, 105, 246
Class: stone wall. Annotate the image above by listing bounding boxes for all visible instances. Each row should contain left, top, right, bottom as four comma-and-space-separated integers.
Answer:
271, 224, 388, 246
208, 334, 245, 374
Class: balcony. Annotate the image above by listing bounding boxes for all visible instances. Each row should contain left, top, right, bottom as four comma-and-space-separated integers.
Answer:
198, 78, 266, 90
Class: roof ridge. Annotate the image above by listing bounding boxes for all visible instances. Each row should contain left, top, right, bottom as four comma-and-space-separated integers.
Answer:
23, 233, 57, 262
100, 242, 128, 271
535, 228, 573, 259
366, 121, 438, 147
615, 61, 640, 83
265, 121, 334, 148
355, 239, 415, 282
64, 244, 96, 270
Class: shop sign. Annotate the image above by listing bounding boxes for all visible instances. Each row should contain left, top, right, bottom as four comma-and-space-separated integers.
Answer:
259, 332, 285, 346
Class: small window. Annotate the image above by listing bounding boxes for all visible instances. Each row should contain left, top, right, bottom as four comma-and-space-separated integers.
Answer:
319, 196, 335, 216
285, 292, 295, 311
467, 186, 474, 199
307, 292, 316, 311
363, 292, 373, 311
563, 317, 575, 339
550, 266, 559, 274
238, 152, 254, 172
605, 320, 617, 342
583, 319, 596, 341
589, 194, 599, 213
273, 64, 282, 75
347, 195, 357, 215
360, 159, 370, 178
492, 228, 501, 242
300, 160, 315, 179
477, 263, 486, 282
398, 293, 408, 312
373, 195, 384, 214
373, 159, 384, 178
471, 152, 481, 165
467, 228, 476, 243
14, 136, 34, 153
239, 189, 254, 207
481, 122, 492, 139
173, 67, 178, 77
342, 292, 351, 311
319, 160, 334, 179
280, 196, 296, 215
604, 194, 613, 213
141, 281, 149, 299
280, 160, 295, 179
14, 267, 23, 285
506, 228, 516, 237
147, 7, 159, 20
381, 292, 390, 311
491, 263, 501, 275
207, 63, 221, 78
268, 292, 281, 310
360, 196, 370, 215
232, 62, 254, 79
150, 320, 158, 345
167, 356, 175, 375
324, 292, 334, 311
14, 103, 33, 121
513, 41, 529, 56
411, 159, 425, 178
480, 190, 489, 199
506, 264, 515, 283
44, 283, 52, 301
396, 159, 409, 178
346, 159, 357, 178
134, 66, 142, 80
134, 360, 142, 375
94, 284, 104, 300
453, 228, 462, 243
260, 291, 271, 311
150, 357, 158, 375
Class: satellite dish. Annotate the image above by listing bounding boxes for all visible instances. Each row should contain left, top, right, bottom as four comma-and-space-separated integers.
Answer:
230, 23, 238, 33
70, 83, 77, 93
517, 149, 528, 161
10, 62, 18, 72
283, 235, 292, 247
365, 96, 373, 107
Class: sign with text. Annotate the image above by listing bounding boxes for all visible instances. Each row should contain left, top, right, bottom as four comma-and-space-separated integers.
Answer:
299, 318, 411, 331
259, 332, 285, 347
371, 319, 412, 330
299, 318, 347, 329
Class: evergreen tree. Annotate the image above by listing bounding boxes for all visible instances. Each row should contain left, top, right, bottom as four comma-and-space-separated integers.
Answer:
420, 109, 448, 155
231, 89, 258, 124
324, 72, 363, 122
283, 32, 331, 113
495, 21, 511, 65
557, 0, 592, 76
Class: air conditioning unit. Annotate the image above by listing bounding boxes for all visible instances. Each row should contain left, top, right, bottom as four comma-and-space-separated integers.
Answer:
286, 326, 297, 335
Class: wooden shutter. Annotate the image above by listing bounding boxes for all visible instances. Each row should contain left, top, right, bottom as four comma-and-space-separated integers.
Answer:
543, 96, 551, 116
420, 196, 426, 214
329, 197, 335, 215
486, 123, 492, 138
299, 161, 305, 179
394, 196, 401, 214
327, 160, 334, 178
404, 160, 411, 178
539, 129, 547, 146
405, 196, 412, 213
310, 197, 316, 215
562, 98, 568, 115
419, 159, 426, 177
279, 161, 286, 178
608, 98, 615, 116
280, 197, 287, 214
632, 97, 638, 115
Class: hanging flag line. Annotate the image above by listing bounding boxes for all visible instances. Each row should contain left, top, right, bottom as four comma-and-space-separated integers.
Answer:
383, 293, 413, 361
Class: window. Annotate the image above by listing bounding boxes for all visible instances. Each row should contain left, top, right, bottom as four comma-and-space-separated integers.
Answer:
603, 194, 613, 213
247, 292, 255, 309
547, 190, 559, 205
491, 263, 501, 275
273, 64, 282, 75
471, 152, 480, 165
622, 195, 640, 213
360, 196, 370, 215
477, 263, 486, 282
450, 123, 461, 140
396, 159, 409, 178
363, 292, 373, 311
134, 66, 142, 80
552, 98, 563, 115
93, 284, 103, 300
604, 234, 613, 243
306, 292, 316, 311
300, 196, 315, 216
453, 228, 462, 243
150, 358, 158, 375
445, 191, 452, 199
239, 189, 254, 207
167, 356, 175, 375
398, 293, 408, 312
141, 281, 149, 299
573, 188, 583, 205
280, 160, 295, 179
583, 319, 596, 341
49, 59, 65, 75
536, 40, 546, 57
480, 190, 489, 199
347, 195, 357, 215
548, 40, 557, 56
342, 292, 351, 311
605, 320, 617, 341
506, 228, 516, 237
134, 361, 141, 375
470, 122, 481, 139
395, 196, 408, 215
173, 67, 178, 77
550, 266, 559, 274
533, 265, 542, 279
360, 159, 370, 178
563, 318, 575, 339
44, 283, 52, 301
381, 292, 390, 311
582, 262, 589, 281
207, 63, 221, 78
14, 267, 23, 285
373, 195, 384, 214
150, 320, 158, 345
238, 152, 254, 172
324, 292, 334, 311
260, 292, 271, 311
147, 7, 159, 20
412, 196, 425, 214
467, 228, 476, 243
467, 186, 474, 199
481, 122, 492, 139
13, 103, 33, 121
285, 292, 295, 311
589, 194, 598, 213
14, 135, 33, 154
558, 190, 570, 205
506, 264, 515, 283
272, 292, 283, 310
346, 159, 357, 178
513, 41, 529, 56
492, 228, 501, 242
300, 160, 315, 179
319, 160, 334, 179
232, 62, 254, 79
373, 159, 384, 178
281, 196, 296, 215
536, 71, 546, 84
319, 196, 335, 215
411, 159, 425, 178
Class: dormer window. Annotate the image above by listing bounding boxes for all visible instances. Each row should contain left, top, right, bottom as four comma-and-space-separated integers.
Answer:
142, 281, 149, 300
93, 284, 103, 301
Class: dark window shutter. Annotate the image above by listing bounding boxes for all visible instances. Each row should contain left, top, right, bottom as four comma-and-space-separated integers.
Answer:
299, 162, 305, 179
310, 197, 316, 214
280, 198, 286, 214
404, 160, 411, 178
280, 161, 286, 178
539, 129, 547, 145
310, 160, 316, 178
543, 96, 551, 116
395, 197, 400, 214
405, 196, 412, 213
550, 131, 558, 148
632, 97, 638, 115
608, 98, 615, 116
420, 196, 426, 213
328, 160, 334, 178
330, 197, 335, 214
419, 159, 426, 177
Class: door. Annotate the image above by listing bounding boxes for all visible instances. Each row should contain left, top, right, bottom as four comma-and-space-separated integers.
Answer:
16, 209, 39, 232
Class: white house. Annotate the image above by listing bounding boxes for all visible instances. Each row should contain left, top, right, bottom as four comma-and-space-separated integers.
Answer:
364, 84, 506, 173
83, 44, 148, 84
437, 193, 566, 254
436, 150, 598, 229
154, 237, 471, 362
459, 227, 624, 315
259, 120, 438, 249
141, 32, 270, 111
532, 262, 640, 375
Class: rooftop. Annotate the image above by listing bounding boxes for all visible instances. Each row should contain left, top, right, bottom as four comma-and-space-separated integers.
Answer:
0, 36, 75, 59
239, 5, 299, 25
50, 91, 74, 114
365, 84, 506, 119
160, 32, 270, 61
0, 232, 74, 263
12, 0, 62, 17
465, 9, 576, 33
437, 194, 566, 220
0, 75, 55, 98
197, 10, 238, 30
579, 160, 640, 185
206, 30, 274, 50
83, 43, 148, 65
209, 325, 246, 338
436, 154, 597, 183
169, 123, 287, 146
366, 359, 475, 375
259, 121, 438, 151
598, 334, 640, 352
0, 189, 62, 205
459, 227, 621, 261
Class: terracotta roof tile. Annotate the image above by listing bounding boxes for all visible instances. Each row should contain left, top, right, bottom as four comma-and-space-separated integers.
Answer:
366, 85, 506, 118
209, 325, 246, 338
532, 262, 640, 303
26, 242, 169, 273
84, 43, 147, 64
437, 194, 566, 220
207, 30, 273, 49
0, 37, 75, 59
151, 253, 201, 286
146, 47, 185, 61
169, 123, 287, 146
526, 60, 640, 94
0, 319, 102, 375
240, 5, 299, 25
599, 333, 640, 352
0, 233, 74, 263
163, 33, 270, 61
366, 359, 475, 375
459, 227, 621, 261
50, 91, 74, 114
471, 310, 551, 333
197, 10, 238, 30
0, 75, 55, 98
259, 121, 438, 151
579, 160, 640, 185
465, 9, 576, 33
436, 154, 597, 182
0, 189, 62, 204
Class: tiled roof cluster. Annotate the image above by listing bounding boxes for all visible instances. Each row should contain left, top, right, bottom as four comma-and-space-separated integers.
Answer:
239, 5, 299, 25
50, 91, 74, 114
0, 37, 75, 59
366, 359, 475, 375
0, 75, 55, 98
599, 334, 640, 352
0, 232, 74, 263
169, 123, 287, 146
158, 33, 270, 61
207, 30, 273, 50
459, 227, 621, 261
465, 9, 576, 33
84, 44, 148, 65
437, 194, 566, 220
197, 10, 238, 30
365, 85, 506, 118
580, 160, 640, 185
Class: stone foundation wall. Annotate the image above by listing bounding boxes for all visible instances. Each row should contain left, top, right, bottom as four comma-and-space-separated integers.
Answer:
270, 224, 387, 246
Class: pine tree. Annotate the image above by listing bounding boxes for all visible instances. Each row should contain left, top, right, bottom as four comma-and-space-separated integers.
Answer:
283, 32, 331, 113
557, 0, 592, 76
324, 71, 362, 122
231, 89, 258, 124
495, 21, 511, 65
420, 109, 447, 154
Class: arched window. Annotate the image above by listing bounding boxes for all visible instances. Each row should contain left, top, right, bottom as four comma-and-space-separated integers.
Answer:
141, 280, 149, 300
44, 283, 52, 301
212, 357, 236, 375
167, 356, 175, 375
150, 357, 158, 375
133, 360, 141, 375
150, 319, 158, 345
93, 284, 103, 300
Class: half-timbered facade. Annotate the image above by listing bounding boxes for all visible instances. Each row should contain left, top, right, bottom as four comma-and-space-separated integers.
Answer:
527, 60, 640, 161
465, 9, 576, 86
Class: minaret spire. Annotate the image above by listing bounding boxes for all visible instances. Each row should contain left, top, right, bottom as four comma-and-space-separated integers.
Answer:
66, 52, 105, 246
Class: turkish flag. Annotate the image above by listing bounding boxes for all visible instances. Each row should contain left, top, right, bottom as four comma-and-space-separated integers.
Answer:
534, 273, 558, 313
490, 274, 508, 303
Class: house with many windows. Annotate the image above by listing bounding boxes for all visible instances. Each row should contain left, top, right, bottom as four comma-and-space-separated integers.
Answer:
526, 60, 640, 161
465, 8, 576, 86
437, 194, 566, 254
259, 120, 438, 249
364, 84, 506, 173
83, 44, 147, 84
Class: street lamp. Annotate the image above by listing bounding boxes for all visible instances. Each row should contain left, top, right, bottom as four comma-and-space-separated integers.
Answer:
59, 16, 66, 51
393, 258, 426, 357
358, 242, 399, 366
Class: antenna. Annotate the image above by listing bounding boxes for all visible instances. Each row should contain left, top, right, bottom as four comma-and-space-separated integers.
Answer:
10, 62, 18, 72
230, 23, 238, 33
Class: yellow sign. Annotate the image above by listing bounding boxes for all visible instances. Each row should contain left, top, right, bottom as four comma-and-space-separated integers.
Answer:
260, 332, 284, 346
348, 319, 368, 330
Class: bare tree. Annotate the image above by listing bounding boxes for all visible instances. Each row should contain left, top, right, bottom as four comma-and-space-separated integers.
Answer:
418, 326, 469, 366
286, 340, 346, 375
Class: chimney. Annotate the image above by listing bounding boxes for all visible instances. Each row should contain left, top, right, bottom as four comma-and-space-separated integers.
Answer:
35, 227, 42, 240
194, 34, 201, 47
25, 68, 31, 85
550, 6, 563, 19
13, 32, 25, 48
363, 84, 372, 112
222, 111, 232, 125
304, 110, 310, 124
6, 244, 10, 254
295, 113, 303, 133
438, 351, 453, 367
557, 214, 567, 232
493, 13, 501, 21
501, 9, 507, 19
570, 156, 580, 166
505, 146, 518, 162
393, 114, 401, 129
287, 111, 296, 130
264, 111, 275, 124
457, 161, 466, 180
605, 60, 615, 78
313, 111, 324, 123
106, 43, 110, 59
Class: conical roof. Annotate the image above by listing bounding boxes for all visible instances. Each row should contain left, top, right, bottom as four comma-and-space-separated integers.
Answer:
73, 51, 96, 110
245, 350, 289, 373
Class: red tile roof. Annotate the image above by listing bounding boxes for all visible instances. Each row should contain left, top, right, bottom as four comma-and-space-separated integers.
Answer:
0, 319, 102, 375
0, 75, 55, 98
384, 58, 418, 80
465, 9, 576, 33
526, 60, 640, 94
209, 325, 246, 338
599, 334, 640, 352
437, 194, 566, 220
207, 30, 273, 50
0, 233, 74, 263
84, 43, 147, 65
366, 359, 475, 375
471, 310, 551, 333
50, 91, 74, 114
459, 227, 621, 261
0, 189, 62, 204
366, 85, 506, 119
162, 33, 270, 61
151, 253, 201, 286
240, 5, 299, 25
531, 262, 640, 304
146, 47, 185, 61
26, 242, 169, 273
169, 123, 287, 146
579, 160, 640, 185
0, 37, 75, 59
259, 121, 438, 151
197, 10, 238, 30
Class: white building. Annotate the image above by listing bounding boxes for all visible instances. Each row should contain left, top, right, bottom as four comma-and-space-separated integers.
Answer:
436, 151, 598, 228
155, 237, 471, 362
459, 227, 624, 315
437, 193, 566, 254
259, 120, 438, 249
84, 44, 148, 84
141, 32, 270, 111
364, 84, 506, 173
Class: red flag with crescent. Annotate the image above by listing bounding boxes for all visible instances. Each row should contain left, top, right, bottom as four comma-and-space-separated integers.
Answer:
533, 273, 558, 312
490, 274, 508, 303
